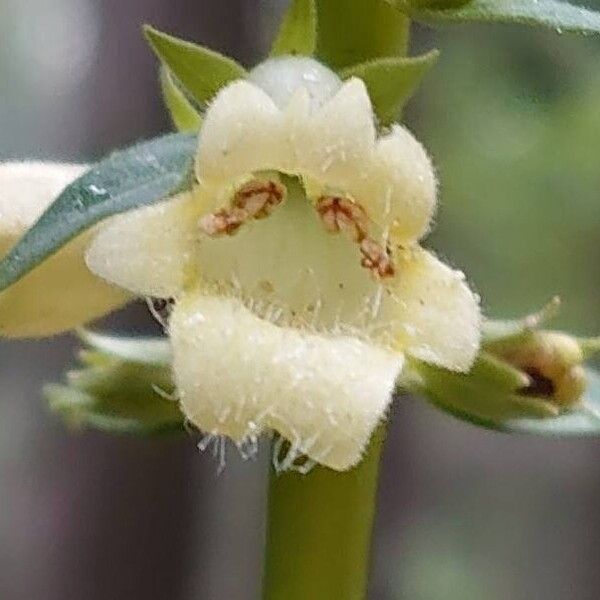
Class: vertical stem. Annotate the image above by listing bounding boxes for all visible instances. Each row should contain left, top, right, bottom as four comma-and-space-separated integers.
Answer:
316, 0, 410, 69
262, 427, 385, 600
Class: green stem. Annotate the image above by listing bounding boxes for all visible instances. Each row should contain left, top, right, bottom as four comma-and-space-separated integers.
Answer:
316, 0, 410, 69
262, 427, 386, 600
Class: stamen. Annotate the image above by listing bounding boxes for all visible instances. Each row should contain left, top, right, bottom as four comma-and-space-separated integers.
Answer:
199, 178, 285, 237
316, 196, 367, 241
316, 196, 395, 279
360, 238, 395, 279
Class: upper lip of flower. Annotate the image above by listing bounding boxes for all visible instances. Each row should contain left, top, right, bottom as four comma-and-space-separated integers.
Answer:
195, 77, 437, 247
83, 72, 481, 471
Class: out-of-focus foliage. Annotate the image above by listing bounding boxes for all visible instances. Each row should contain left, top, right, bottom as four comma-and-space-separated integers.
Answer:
400, 0, 600, 35
417, 27, 600, 335
386, 20, 600, 600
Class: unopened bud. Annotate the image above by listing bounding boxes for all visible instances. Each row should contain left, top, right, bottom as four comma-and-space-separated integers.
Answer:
487, 331, 587, 408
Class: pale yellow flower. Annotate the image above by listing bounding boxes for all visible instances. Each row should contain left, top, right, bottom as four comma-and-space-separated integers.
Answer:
85, 59, 481, 470
0, 162, 129, 337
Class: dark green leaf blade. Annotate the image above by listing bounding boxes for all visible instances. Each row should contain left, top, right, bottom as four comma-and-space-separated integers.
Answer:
341, 50, 439, 124
316, 0, 410, 70
402, 0, 600, 35
45, 346, 183, 436
271, 0, 318, 57
145, 25, 247, 105
0, 132, 196, 293
160, 67, 203, 132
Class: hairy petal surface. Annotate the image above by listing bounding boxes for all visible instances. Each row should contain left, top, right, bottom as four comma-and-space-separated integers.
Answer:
368, 125, 437, 243
380, 248, 481, 372
86, 193, 201, 299
0, 163, 129, 337
296, 78, 377, 196
196, 81, 288, 198
170, 293, 402, 471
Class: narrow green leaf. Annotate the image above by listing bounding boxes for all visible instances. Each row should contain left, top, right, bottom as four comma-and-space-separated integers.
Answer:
271, 0, 317, 57
144, 25, 247, 105
316, 0, 410, 70
0, 132, 196, 293
341, 50, 439, 124
160, 67, 202, 132
45, 348, 183, 436
400, 0, 600, 35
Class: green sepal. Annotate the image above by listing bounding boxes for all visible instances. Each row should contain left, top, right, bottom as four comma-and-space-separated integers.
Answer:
406, 356, 600, 437
341, 50, 439, 124
397, 0, 600, 36
144, 25, 247, 106
481, 296, 561, 345
316, 0, 410, 70
160, 67, 203, 132
45, 342, 183, 436
404, 353, 558, 426
271, 0, 318, 57
577, 337, 600, 360
0, 132, 196, 293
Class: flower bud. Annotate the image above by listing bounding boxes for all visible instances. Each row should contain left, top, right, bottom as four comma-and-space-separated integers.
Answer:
486, 331, 587, 408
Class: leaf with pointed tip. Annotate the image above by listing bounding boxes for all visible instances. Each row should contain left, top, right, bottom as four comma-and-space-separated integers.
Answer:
341, 50, 439, 124
271, 0, 317, 57
45, 346, 183, 436
160, 67, 202, 132
316, 0, 410, 70
145, 25, 247, 106
399, 0, 600, 35
0, 132, 196, 293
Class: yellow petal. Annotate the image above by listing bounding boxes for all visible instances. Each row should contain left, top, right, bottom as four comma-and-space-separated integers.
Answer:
297, 78, 377, 197
365, 125, 437, 244
195, 80, 290, 200
378, 248, 480, 372
0, 162, 129, 337
170, 293, 402, 471
86, 192, 200, 299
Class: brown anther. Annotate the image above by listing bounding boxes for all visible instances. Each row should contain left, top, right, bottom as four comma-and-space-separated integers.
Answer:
199, 179, 285, 237
199, 207, 248, 236
316, 195, 395, 280
360, 238, 395, 279
316, 196, 368, 242
233, 180, 284, 219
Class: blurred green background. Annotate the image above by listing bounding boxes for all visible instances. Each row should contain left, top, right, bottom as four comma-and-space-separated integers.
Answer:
1, 1, 600, 599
